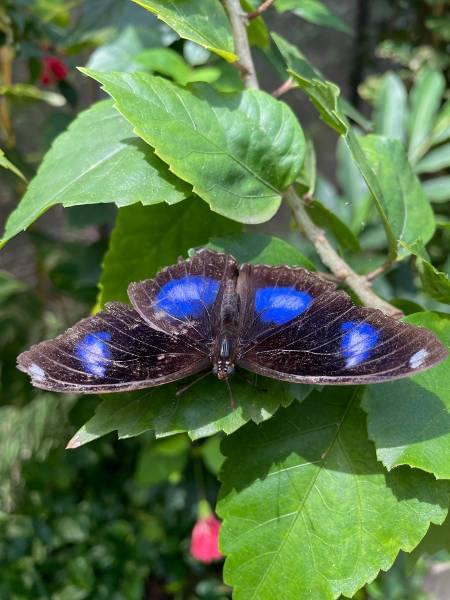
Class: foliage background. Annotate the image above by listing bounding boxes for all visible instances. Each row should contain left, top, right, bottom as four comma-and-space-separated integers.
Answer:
0, 0, 449, 598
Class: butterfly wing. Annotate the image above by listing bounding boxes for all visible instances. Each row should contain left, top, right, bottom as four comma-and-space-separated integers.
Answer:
236, 264, 447, 384
17, 302, 210, 393
128, 250, 238, 344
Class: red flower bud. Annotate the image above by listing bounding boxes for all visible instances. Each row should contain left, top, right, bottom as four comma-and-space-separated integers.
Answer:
40, 56, 68, 85
190, 514, 222, 563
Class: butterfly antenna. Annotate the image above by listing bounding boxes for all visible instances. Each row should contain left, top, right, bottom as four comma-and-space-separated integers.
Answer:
225, 377, 235, 410
176, 371, 210, 397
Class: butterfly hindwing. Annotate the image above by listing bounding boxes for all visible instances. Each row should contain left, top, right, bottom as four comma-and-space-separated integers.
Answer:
237, 267, 447, 384
128, 250, 238, 342
17, 302, 209, 393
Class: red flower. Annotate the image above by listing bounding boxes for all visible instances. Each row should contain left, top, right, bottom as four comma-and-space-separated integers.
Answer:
190, 514, 222, 563
40, 56, 68, 86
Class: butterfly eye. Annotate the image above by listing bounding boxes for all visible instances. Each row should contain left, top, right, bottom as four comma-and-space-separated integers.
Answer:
155, 275, 220, 319
340, 322, 379, 368
75, 331, 112, 377
255, 287, 313, 325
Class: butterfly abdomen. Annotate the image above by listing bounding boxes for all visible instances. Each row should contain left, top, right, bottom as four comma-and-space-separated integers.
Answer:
212, 280, 240, 380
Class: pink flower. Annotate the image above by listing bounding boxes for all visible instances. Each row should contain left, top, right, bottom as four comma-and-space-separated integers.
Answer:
40, 56, 68, 85
190, 514, 222, 563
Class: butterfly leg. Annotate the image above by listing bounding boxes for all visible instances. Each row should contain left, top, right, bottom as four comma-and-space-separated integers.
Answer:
175, 370, 211, 397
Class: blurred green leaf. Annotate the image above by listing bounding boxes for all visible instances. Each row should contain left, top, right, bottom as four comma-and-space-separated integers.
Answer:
135, 47, 220, 85
336, 136, 369, 233
364, 312, 450, 478
421, 176, 450, 203
207, 233, 315, 270
430, 100, 450, 147
201, 435, 225, 475
410, 507, 450, 562
218, 387, 449, 599
417, 258, 450, 304
130, 0, 238, 61
0, 83, 66, 107
275, 0, 351, 34
305, 199, 360, 252
0, 100, 190, 247
97, 199, 241, 307
135, 435, 190, 486
242, 0, 270, 49
359, 135, 435, 256
85, 25, 149, 72
408, 69, 445, 164
373, 72, 408, 143
415, 142, 450, 174
82, 69, 305, 224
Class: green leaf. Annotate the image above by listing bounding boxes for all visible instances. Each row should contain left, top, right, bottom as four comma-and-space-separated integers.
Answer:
305, 199, 360, 252
67, 376, 308, 448
272, 33, 348, 135
422, 176, 450, 203
430, 100, 450, 147
410, 507, 450, 562
134, 435, 190, 486
0, 100, 189, 248
373, 72, 408, 143
0, 150, 26, 182
130, 0, 238, 62
207, 233, 315, 270
82, 69, 305, 225
135, 47, 220, 85
408, 69, 445, 164
363, 312, 450, 479
217, 387, 449, 599
97, 199, 241, 307
417, 259, 450, 305
275, 0, 351, 34
85, 25, 151, 73
0, 83, 65, 107
336, 137, 369, 234
358, 135, 435, 255
415, 142, 450, 174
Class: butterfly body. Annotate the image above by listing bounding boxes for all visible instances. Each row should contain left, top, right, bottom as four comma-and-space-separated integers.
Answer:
18, 249, 447, 393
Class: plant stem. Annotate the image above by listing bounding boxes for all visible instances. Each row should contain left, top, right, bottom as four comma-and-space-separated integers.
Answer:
272, 77, 296, 98
224, 0, 403, 318
223, 0, 259, 89
247, 0, 276, 19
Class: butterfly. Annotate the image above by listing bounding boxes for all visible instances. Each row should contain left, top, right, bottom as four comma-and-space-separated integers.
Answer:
17, 249, 447, 393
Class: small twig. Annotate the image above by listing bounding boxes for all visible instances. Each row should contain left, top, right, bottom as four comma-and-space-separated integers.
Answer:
271, 77, 296, 98
224, 0, 403, 319
247, 0, 276, 20
365, 260, 395, 282
286, 189, 402, 317
223, 0, 259, 89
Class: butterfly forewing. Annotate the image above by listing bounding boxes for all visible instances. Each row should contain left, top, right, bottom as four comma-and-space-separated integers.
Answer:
237, 267, 447, 384
17, 302, 209, 393
128, 250, 238, 343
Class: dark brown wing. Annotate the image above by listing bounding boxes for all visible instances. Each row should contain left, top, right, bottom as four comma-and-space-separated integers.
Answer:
128, 250, 238, 346
17, 302, 209, 393
236, 265, 447, 384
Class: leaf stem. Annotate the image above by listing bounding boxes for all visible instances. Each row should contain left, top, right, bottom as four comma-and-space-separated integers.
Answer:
247, 0, 276, 20
271, 77, 296, 98
224, 0, 403, 318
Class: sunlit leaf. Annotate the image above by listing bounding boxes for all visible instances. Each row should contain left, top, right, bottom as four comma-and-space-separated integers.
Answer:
218, 387, 449, 599
364, 312, 450, 479
130, 0, 238, 61
82, 69, 305, 224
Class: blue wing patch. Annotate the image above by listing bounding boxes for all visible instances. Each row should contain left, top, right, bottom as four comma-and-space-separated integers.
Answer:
255, 287, 313, 325
155, 275, 220, 319
340, 321, 379, 368
75, 331, 112, 377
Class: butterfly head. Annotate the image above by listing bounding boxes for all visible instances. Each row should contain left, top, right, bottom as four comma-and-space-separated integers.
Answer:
212, 335, 236, 380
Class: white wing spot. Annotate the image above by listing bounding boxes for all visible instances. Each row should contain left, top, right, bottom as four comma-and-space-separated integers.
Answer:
409, 349, 429, 369
157, 354, 165, 360
30, 363, 46, 381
